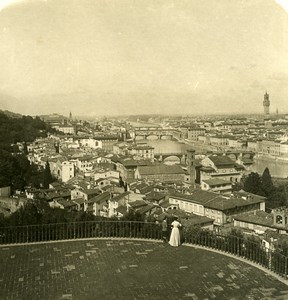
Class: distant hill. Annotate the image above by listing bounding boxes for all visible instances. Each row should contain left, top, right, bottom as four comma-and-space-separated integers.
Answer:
0, 109, 22, 118
0, 112, 56, 147
39, 113, 68, 121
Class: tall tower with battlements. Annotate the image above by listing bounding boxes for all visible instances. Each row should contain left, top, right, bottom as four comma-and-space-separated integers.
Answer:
263, 92, 270, 115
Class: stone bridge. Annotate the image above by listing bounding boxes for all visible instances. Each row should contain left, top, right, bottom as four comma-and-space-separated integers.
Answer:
154, 152, 187, 163
131, 127, 179, 140
224, 150, 255, 162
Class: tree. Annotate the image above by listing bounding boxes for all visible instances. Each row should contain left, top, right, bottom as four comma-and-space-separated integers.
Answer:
122, 209, 145, 221
261, 167, 274, 196
243, 172, 263, 195
267, 190, 287, 209
43, 161, 53, 189
23, 142, 28, 155
119, 176, 124, 187
9, 202, 42, 226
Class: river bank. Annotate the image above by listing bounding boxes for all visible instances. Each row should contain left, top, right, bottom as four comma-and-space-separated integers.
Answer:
144, 139, 288, 178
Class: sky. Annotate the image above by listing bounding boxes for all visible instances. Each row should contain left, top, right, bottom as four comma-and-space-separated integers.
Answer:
0, 0, 288, 116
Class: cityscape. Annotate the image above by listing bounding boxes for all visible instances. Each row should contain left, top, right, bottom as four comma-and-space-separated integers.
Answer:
1, 0, 288, 299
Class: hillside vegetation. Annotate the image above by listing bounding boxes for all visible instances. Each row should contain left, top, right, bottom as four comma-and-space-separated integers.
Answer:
0, 112, 55, 190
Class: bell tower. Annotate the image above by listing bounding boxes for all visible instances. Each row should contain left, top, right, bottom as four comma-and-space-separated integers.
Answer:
187, 149, 195, 189
263, 92, 270, 115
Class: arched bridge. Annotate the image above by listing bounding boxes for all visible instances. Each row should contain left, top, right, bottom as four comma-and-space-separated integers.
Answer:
224, 150, 255, 164
154, 152, 187, 163
132, 128, 179, 140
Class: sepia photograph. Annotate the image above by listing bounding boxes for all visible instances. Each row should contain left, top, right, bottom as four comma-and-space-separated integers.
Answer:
1, 0, 288, 299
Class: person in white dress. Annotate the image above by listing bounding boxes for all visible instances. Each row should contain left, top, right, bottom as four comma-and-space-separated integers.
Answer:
169, 217, 182, 247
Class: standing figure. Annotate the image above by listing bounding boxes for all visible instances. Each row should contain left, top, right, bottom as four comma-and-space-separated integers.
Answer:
169, 217, 182, 247
161, 216, 168, 242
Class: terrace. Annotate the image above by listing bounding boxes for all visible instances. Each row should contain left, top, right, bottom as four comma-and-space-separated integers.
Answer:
1, 221, 288, 299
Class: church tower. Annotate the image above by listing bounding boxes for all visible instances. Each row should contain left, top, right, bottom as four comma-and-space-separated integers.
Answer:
186, 149, 195, 188
263, 92, 270, 115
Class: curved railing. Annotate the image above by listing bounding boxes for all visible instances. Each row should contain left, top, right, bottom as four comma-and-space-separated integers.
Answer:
0, 221, 162, 243
0, 221, 287, 279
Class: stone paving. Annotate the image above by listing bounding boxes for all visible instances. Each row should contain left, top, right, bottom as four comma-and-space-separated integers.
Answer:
0, 239, 288, 300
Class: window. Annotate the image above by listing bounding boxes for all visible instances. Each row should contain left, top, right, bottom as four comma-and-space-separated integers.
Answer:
276, 215, 283, 224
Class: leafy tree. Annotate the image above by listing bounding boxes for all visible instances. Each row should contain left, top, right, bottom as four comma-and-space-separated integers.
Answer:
8, 202, 42, 226
0, 112, 58, 191
261, 168, 274, 196
232, 181, 243, 192
267, 190, 287, 209
122, 209, 145, 221
243, 172, 263, 195
243, 169, 288, 209
41, 207, 67, 224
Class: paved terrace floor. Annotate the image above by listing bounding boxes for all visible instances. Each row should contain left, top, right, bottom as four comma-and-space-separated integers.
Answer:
0, 239, 288, 300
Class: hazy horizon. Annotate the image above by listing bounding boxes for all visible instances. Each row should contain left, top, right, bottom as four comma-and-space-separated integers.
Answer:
0, 0, 288, 116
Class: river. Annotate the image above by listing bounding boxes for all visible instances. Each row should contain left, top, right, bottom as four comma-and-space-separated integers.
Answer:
145, 140, 191, 154
250, 156, 288, 178
143, 140, 288, 178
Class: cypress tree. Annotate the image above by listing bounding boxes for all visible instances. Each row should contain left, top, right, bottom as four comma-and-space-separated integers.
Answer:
261, 167, 274, 196
43, 161, 53, 188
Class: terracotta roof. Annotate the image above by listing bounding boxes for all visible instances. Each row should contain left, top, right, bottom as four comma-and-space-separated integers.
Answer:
182, 214, 214, 226
136, 203, 155, 214
170, 190, 265, 211
200, 166, 215, 172
72, 198, 85, 205
120, 159, 152, 168
137, 164, 185, 175
116, 205, 128, 215
129, 200, 147, 208
57, 199, 77, 208
234, 211, 273, 227
160, 200, 177, 208
170, 190, 217, 204
82, 189, 101, 196
145, 191, 166, 201
88, 192, 110, 204
208, 155, 235, 167
139, 185, 154, 194
202, 179, 231, 186
110, 192, 130, 202
204, 195, 264, 211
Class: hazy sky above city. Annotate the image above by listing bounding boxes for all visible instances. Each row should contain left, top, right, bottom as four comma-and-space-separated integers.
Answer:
0, 0, 288, 116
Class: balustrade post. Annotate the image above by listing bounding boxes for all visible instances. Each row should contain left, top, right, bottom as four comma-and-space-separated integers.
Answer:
26, 225, 29, 243
129, 222, 132, 238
